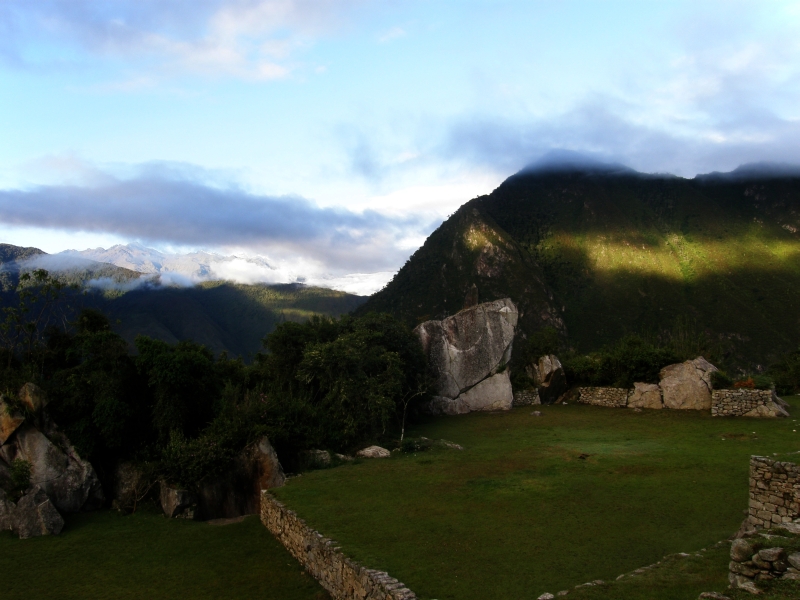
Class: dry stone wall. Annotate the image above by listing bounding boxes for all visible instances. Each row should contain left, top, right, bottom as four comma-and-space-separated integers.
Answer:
712, 389, 789, 418
576, 387, 629, 408
512, 390, 540, 406
748, 456, 800, 529
261, 491, 416, 600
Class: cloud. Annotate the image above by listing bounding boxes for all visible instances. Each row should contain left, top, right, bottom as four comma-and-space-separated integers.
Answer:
442, 102, 800, 178
0, 0, 365, 79
0, 161, 433, 273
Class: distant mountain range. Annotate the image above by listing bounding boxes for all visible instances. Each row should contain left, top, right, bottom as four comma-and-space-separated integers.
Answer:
357, 158, 800, 367
61, 243, 393, 296
0, 244, 367, 359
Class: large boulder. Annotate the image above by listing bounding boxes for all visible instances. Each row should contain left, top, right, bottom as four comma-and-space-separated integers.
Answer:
0, 384, 104, 513
531, 354, 567, 405
0, 488, 13, 531
160, 485, 197, 519
10, 485, 64, 539
415, 298, 518, 414
628, 382, 663, 409
0, 423, 104, 513
0, 395, 25, 445
195, 436, 285, 520
659, 357, 718, 410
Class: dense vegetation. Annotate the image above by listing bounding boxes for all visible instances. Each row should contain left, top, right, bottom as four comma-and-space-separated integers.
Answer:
359, 167, 800, 370
0, 244, 367, 361
0, 271, 426, 493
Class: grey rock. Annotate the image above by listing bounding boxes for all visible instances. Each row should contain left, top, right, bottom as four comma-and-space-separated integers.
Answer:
628, 382, 663, 409
456, 372, 513, 413
731, 539, 754, 562
160, 484, 197, 519
415, 299, 517, 414
356, 446, 391, 458
758, 547, 785, 562
788, 552, 800, 570
742, 401, 790, 418
728, 573, 761, 594
303, 449, 331, 467
0, 395, 25, 445
782, 572, 800, 580
659, 357, 718, 410
12, 485, 64, 539
0, 488, 13, 531
18, 382, 47, 413
537, 594, 555, 600
195, 436, 285, 520
1, 423, 104, 513
533, 354, 567, 405
698, 593, 731, 600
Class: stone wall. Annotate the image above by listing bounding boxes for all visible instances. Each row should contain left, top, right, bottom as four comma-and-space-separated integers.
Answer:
512, 389, 540, 406
748, 456, 800, 529
712, 389, 789, 418
576, 387, 629, 408
729, 538, 800, 592
260, 491, 416, 600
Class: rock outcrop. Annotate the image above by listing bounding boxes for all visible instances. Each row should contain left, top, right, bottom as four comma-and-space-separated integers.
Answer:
415, 298, 518, 415
659, 357, 718, 410
0, 385, 104, 515
529, 354, 567, 405
627, 382, 663, 409
160, 485, 197, 519
195, 436, 285, 520
160, 436, 286, 521
0, 486, 65, 539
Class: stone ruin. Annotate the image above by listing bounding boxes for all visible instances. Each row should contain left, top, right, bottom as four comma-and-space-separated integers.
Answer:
576, 357, 790, 418
414, 298, 517, 415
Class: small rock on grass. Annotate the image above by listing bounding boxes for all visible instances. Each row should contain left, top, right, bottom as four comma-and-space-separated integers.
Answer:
356, 445, 391, 458
531, 411, 542, 416
698, 593, 731, 600
537, 594, 554, 600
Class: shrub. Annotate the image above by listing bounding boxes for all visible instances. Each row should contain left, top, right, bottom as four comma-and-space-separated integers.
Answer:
10, 459, 32, 501
769, 349, 800, 395
753, 374, 773, 390
710, 370, 734, 389
734, 377, 755, 389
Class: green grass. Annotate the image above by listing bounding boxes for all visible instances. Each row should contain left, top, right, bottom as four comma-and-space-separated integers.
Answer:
273, 397, 800, 599
0, 510, 329, 600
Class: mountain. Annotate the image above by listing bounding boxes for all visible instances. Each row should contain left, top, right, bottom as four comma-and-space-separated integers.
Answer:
64, 244, 393, 295
0, 244, 367, 359
357, 160, 800, 367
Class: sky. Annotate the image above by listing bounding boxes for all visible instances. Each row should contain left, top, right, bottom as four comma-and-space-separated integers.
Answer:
1, 0, 800, 292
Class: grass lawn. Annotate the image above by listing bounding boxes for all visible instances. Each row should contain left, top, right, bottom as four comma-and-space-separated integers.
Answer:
273, 397, 800, 600
0, 510, 329, 600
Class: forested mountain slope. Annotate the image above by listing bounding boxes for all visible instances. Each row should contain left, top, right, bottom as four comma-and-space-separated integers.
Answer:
0, 245, 367, 360
359, 164, 800, 366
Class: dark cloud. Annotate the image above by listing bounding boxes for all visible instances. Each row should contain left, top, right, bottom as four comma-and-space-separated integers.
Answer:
0, 164, 430, 272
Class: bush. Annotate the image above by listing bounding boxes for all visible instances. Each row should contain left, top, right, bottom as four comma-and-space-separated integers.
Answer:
734, 377, 755, 389
710, 370, 734, 389
769, 349, 800, 395
10, 459, 32, 501
563, 335, 679, 388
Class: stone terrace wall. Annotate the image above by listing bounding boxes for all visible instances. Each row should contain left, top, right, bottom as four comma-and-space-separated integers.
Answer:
512, 389, 540, 406
748, 456, 800, 529
712, 389, 779, 417
577, 387, 629, 408
260, 491, 416, 600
